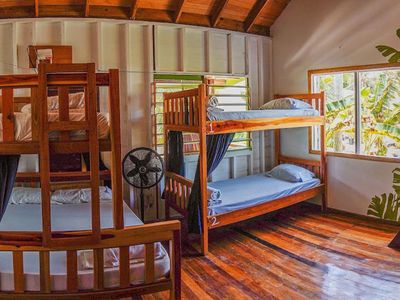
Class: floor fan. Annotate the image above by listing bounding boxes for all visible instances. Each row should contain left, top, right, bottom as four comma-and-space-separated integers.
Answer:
122, 147, 164, 221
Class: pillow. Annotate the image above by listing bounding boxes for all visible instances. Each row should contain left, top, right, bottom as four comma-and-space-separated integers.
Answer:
51, 186, 112, 204
10, 187, 42, 204
80, 186, 113, 202
21, 92, 85, 113
51, 189, 81, 204
259, 98, 312, 110
267, 164, 315, 182
78, 243, 165, 269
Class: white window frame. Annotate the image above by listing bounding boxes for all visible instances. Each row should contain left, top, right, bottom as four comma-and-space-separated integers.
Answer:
309, 62, 400, 163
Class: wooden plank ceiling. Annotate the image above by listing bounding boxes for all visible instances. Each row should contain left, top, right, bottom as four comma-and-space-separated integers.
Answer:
0, 0, 291, 36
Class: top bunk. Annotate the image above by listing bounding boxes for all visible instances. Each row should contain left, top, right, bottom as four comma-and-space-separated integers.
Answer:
163, 84, 325, 134
0, 64, 120, 155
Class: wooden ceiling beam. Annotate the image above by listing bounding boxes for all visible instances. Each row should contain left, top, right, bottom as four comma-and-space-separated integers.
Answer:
34, 0, 39, 17
244, 0, 270, 32
84, 0, 90, 17
210, 0, 229, 28
174, 0, 186, 23
129, 0, 139, 20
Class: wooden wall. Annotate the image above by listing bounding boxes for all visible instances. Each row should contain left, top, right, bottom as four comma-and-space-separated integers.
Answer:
0, 18, 272, 219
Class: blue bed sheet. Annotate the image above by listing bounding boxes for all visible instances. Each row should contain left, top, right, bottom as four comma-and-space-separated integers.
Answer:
207, 174, 321, 215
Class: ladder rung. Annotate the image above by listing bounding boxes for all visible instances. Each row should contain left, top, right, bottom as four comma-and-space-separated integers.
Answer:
48, 121, 89, 132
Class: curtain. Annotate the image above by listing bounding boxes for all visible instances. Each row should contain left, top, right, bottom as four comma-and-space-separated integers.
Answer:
0, 155, 20, 222
187, 133, 234, 233
165, 131, 185, 176
162, 131, 185, 199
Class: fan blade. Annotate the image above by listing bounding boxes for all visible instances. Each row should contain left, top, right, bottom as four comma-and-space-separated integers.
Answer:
143, 151, 153, 165
129, 154, 141, 166
147, 166, 161, 173
140, 173, 149, 186
127, 168, 139, 178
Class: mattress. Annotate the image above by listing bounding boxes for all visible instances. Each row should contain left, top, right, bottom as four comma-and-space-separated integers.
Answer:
208, 174, 321, 215
0, 110, 110, 142
0, 202, 170, 291
207, 108, 320, 121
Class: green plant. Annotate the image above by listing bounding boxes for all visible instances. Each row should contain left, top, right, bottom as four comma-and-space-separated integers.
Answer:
376, 28, 400, 63
367, 168, 400, 222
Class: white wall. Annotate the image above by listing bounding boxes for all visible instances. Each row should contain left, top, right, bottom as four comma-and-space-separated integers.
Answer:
271, 0, 400, 215
0, 18, 271, 219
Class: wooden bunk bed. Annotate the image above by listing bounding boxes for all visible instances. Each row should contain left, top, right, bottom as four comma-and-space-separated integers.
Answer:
0, 63, 181, 299
163, 84, 326, 255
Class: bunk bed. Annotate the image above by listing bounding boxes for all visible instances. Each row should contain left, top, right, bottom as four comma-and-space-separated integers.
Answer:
0, 63, 181, 299
163, 84, 326, 255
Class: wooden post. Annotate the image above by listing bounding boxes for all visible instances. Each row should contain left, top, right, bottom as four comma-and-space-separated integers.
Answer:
198, 84, 209, 255
163, 92, 170, 220
274, 129, 280, 166
108, 69, 124, 230
170, 229, 181, 299
38, 63, 52, 246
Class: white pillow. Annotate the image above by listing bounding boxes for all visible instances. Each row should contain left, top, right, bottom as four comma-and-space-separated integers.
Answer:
51, 189, 81, 204
80, 186, 113, 202
78, 243, 165, 269
21, 92, 85, 113
259, 98, 312, 110
266, 164, 316, 182
10, 187, 42, 205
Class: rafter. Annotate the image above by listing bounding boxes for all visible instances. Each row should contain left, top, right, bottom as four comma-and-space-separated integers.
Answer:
129, 0, 139, 20
174, 0, 186, 23
34, 0, 39, 17
85, 0, 90, 17
210, 0, 229, 28
244, 0, 270, 32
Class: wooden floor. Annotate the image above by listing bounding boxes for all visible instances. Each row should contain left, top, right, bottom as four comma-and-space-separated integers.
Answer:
143, 204, 400, 300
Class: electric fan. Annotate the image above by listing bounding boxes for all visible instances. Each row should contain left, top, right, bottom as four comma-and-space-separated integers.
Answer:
122, 147, 164, 220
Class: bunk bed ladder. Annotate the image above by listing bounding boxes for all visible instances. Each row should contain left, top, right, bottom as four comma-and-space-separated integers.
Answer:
38, 63, 101, 246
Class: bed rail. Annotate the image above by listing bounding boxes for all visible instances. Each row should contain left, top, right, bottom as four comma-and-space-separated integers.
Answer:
162, 87, 325, 135
163, 85, 205, 133
278, 155, 322, 179
0, 220, 181, 299
0, 70, 114, 154
164, 172, 192, 217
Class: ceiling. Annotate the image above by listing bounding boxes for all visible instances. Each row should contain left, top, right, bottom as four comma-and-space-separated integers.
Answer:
0, 0, 291, 35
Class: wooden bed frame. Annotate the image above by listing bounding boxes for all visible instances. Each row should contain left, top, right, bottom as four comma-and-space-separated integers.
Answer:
163, 84, 326, 255
0, 63, 181, 299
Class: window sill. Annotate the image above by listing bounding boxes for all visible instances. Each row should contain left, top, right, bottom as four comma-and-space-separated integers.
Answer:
309, 150, 400, 163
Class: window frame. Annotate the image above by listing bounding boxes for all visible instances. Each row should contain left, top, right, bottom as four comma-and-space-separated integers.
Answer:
152, 74, 252, 156
308, 62, 400, 163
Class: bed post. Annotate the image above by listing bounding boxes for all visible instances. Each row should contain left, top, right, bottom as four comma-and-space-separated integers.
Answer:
108, 69, 124, 230
198, 84, 209, 255
274, 129, 280, 166
320, 91, 327, 211
163, 92, 170, 220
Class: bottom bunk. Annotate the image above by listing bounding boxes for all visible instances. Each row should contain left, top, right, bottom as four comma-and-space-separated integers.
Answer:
0, 201, 170, 292
165, 155, 325, 234
0, 188, 181, 298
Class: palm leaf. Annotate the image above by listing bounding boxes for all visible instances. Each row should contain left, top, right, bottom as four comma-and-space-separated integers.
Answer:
376, 45, 400, 63
393, 168, 400, 197
383, 193, 399, 221
367, 194, 387, 219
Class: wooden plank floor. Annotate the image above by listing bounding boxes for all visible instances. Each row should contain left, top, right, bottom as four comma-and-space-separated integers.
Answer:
142, 204, 400, 300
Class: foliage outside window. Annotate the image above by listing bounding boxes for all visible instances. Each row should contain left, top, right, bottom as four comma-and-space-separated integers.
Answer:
311, 66, 400, 159
152, 75, 251, 156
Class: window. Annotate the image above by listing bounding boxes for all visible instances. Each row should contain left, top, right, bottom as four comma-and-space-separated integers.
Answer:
310, 64, 400, 160
152, 74, 251, 156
